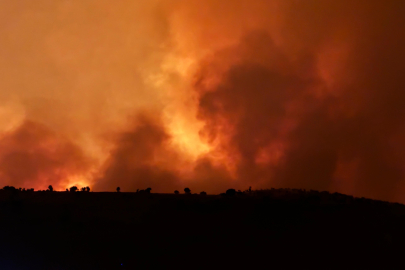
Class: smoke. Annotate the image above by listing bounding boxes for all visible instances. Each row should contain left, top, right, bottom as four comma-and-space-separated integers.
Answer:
1, 0, 405, 202
93, 114, 180, 192
191, 1, 405, 201
0, 121, 93, 190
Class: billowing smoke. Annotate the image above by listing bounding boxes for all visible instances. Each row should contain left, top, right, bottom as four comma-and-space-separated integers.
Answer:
1, 0, 405, 202
94, 114, 180, 193
0, 121, 93, 190
191, 1, 405, 201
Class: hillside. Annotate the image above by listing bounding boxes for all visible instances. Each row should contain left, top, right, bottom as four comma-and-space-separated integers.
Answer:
0, 189, 404, 269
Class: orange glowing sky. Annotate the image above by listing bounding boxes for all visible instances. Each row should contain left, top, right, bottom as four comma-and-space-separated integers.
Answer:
1, 0, 405, 203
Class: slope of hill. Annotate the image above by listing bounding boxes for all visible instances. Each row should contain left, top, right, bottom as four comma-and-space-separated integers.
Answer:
0, 188, 404, 269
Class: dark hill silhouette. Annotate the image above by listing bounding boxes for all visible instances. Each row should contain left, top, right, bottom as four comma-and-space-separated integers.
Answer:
0, 187, 404, 269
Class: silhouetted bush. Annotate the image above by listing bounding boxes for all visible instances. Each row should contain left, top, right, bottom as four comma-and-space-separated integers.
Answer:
3, 186, 17, 191
48, 185, 54, 192
69, 186, 78, 193
117, 187, 121, 192
86, 186, 90, 192
145, 188, 152, 194
174, 190, 179, 194
226, 189, 236, 196
184, 188, 191, 194
200, 191, 207, 196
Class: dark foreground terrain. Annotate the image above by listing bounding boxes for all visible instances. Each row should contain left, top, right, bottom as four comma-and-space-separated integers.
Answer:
0, 189, 404, 269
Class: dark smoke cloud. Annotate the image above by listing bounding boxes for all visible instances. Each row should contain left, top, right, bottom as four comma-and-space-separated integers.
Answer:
192, 1, 405, 202
196, 31, 319, 190
94, 115, 181, 192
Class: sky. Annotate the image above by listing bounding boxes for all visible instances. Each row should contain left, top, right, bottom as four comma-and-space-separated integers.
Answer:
1, 0, 405, 202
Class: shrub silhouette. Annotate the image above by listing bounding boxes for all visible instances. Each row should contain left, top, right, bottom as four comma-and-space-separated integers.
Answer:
69, 186, 78, 193
226, 189, 236, 196
145, 187, 152, 193
184, 188, 191, 194
48, 185, 54, 192
116, 187, 121, 192
200, 191, 207, 196
86, 186, 90, 192
3, 186, 17, 191
174, 190, 179, 194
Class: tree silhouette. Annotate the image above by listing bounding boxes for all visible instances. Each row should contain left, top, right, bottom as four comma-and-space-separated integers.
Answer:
145, 187, 152, 194
200, 191, 207, 195
3, 186, 15, 191
69, 186, 78, 193
48, 185, 53, 192
174, 190, 179, 194
116, 187, 121, 192
184, 188, 191, 194
3, 186, 17, 192
86, 186, 90, 192
226, 189, 236, 196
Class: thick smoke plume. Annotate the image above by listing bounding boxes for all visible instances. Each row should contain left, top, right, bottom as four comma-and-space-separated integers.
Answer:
0, 121, 93, 190
1, 1, 405, 202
